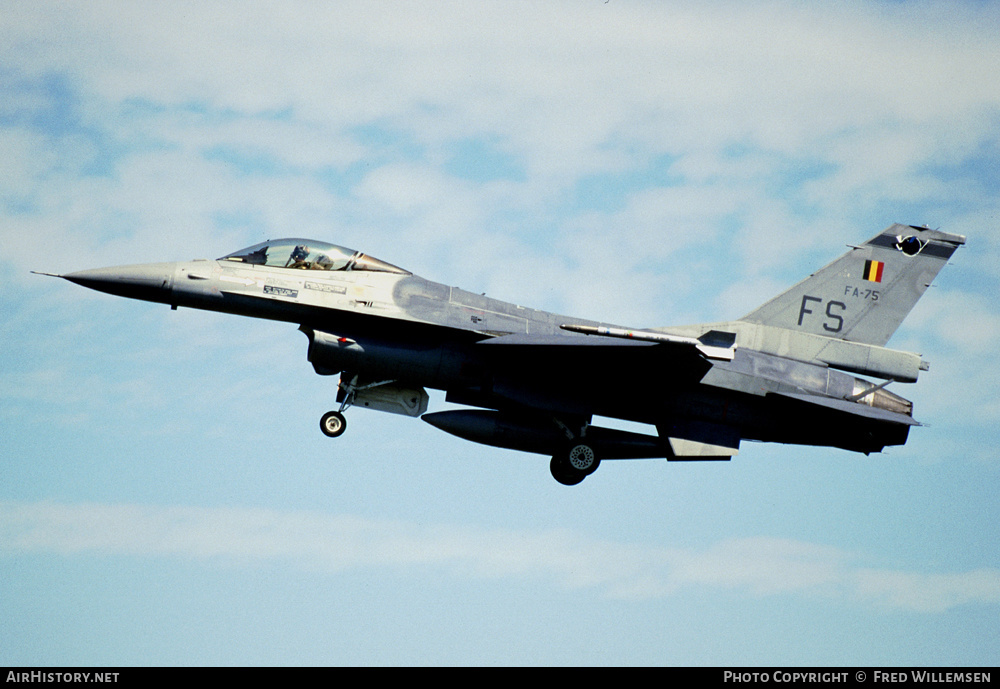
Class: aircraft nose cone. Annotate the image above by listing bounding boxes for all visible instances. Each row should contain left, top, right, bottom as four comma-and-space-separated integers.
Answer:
62, 263, 176, 303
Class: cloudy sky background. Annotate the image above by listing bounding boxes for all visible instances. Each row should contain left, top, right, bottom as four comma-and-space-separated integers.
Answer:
2, 0, 999, 666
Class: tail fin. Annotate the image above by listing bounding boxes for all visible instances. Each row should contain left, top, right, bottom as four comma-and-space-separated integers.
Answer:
740, 224, 965, 346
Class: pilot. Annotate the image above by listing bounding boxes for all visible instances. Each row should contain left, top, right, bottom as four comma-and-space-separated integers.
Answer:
287, 245, 311, 269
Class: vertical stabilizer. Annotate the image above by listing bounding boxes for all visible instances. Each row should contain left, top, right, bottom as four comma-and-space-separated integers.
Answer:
739, 224, 965, 346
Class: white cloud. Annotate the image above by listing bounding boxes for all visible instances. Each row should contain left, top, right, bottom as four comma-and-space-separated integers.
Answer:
4, 2, 999, 267
3, 500, 998, 613
8, 2, 999, 169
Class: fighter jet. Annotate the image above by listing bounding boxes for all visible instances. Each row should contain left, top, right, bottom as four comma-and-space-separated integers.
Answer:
40, 224, 964, 485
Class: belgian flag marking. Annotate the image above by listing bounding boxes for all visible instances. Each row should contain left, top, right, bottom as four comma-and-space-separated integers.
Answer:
863, 259, 884, 283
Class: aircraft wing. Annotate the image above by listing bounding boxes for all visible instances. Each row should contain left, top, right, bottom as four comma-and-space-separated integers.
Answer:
473, 327, 724, 414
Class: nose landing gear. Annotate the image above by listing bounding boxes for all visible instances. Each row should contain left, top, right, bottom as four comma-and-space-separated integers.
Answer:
319, 373, 357, 439
320, 410, 347, 438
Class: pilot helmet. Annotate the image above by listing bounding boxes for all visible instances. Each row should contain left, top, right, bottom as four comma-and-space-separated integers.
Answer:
291, 245, 310, 263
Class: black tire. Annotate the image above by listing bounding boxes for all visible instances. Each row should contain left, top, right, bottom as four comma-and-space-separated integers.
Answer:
320, 411, 347, 438
550, 455, 586, 486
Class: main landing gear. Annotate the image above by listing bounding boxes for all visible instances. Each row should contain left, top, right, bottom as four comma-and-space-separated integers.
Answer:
549, 440, 601, 486
319, 378, 601, 486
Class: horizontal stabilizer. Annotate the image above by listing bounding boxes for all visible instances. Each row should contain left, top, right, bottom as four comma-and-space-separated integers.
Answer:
771, 391, 920, 426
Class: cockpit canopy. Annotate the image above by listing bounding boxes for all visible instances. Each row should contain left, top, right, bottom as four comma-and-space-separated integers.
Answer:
220, 239, 409, 275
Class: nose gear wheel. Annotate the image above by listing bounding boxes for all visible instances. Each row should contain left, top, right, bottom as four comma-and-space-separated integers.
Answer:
320, 410, 347, 438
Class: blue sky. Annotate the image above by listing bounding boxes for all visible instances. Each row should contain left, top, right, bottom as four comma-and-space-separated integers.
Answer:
2, 0, 999, 666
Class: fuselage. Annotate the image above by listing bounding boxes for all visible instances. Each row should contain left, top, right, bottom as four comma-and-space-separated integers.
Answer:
61, 242, 913, 456
51, 225, 966, 483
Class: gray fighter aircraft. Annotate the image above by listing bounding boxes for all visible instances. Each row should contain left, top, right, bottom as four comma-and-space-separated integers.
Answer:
41, 223, 964, 485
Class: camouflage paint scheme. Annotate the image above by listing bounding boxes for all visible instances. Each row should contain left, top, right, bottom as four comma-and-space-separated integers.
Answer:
49, 224, 964, 485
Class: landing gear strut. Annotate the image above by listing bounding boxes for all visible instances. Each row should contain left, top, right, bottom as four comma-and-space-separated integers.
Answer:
319, 373, 357, 439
